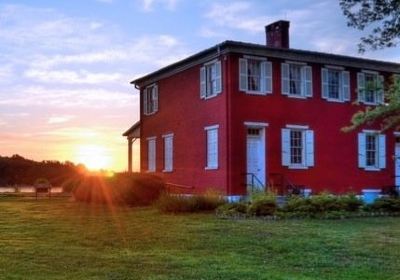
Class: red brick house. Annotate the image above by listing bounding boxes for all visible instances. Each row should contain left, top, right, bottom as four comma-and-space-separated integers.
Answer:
124, 21, 400, 200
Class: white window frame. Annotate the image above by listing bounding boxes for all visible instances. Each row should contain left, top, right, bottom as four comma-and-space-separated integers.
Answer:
239, 56, 272, 95
162, 133, 173, 172
321, 66, 350, 102
147, 136, 156, 172
200, 60, 222, 99
357, 70, 384, 105
143, 83, 158, 115
358, 131, 386, 171
282, 125, 314, 169
281, 62, 313, 99
204, 125, 219, 170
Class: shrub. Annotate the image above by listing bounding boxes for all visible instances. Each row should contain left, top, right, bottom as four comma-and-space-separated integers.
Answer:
248, 195, 277, 216
156, 193, 225, 213
216, 202, 248, 216
368, 197, 400, 212
338, 194, 363, 212
73, 173, 165, 206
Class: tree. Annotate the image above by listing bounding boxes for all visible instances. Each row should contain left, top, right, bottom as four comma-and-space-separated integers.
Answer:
340, 0, 400, 53
340, 0, 400, 132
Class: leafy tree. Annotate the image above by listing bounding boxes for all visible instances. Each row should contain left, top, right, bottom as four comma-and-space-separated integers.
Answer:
340, 0, 400, 53
340, 0, 400, 132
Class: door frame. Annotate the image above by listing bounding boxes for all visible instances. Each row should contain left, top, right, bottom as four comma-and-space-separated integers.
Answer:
244, 122, 268, 188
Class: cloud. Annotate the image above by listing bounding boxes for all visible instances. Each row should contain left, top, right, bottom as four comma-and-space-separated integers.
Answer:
48, 115, 76, 124
140, 0, 179, 12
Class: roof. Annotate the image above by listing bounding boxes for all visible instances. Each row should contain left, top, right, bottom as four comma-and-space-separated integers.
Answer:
122, 120, 140, 138
131, 40, 400, 87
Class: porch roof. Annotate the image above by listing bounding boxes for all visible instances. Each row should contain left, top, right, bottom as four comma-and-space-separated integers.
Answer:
123, 121, 140, 138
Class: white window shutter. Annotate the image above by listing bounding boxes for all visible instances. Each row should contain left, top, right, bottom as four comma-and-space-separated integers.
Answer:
357, 73, 365, 103
215, 61, 222, 94
281, 63, 289, 95
302, 66, 313, 97
342, 71, 350, 101
358, 133, 366, 168
164, 136, 173, 171
239, 58, 248, 91
260, 61, 272, 94
321, 68, 329, 99
200, 66, 206, 99
281, 128, 290, 166
148, 139, 156, 172
378, 134, 386, 169
207, 129, 218, 168
305, 130, 314, 167
143, 89, 148, 115
152, 85, 158, 112
377, 75, 384, 104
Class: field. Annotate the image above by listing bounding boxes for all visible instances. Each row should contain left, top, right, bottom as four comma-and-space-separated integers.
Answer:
0, 197, 399, 280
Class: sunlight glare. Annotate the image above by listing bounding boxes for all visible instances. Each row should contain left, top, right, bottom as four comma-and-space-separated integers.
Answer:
75, 145, 112, 170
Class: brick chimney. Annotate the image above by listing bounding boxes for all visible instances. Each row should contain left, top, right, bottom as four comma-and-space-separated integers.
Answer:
265, 20, 290, 48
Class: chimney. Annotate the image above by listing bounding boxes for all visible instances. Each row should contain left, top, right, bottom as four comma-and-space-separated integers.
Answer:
265, 20, 290, 48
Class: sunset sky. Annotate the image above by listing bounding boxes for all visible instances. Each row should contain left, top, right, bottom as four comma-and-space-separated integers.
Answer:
0, 0, 399, 171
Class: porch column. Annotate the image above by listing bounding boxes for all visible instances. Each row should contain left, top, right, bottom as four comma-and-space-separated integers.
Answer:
128, 137, 133, 173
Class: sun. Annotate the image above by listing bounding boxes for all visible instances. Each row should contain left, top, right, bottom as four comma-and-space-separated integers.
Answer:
75, 145, 112, 170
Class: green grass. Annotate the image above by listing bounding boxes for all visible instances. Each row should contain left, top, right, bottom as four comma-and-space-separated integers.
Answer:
0, 197, 399, 280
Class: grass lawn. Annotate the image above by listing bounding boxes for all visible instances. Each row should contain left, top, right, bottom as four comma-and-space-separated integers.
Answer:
0, 197, 399, 280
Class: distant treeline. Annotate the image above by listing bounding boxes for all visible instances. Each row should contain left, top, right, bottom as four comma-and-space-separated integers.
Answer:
0, 154, 87, 189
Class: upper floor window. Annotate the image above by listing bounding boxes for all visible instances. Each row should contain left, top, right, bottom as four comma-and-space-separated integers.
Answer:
357, 71, 384, 105
321, 67, 350, 102
239, 57, 272, 95
281, 126, 314, 169
143, 84, 158, 115
200, 60, 222, 99
281, 63, 312, 98
358, 131, 386, 171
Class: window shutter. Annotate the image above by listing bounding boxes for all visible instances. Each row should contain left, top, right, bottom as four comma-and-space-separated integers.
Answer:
152, 85, 158, 112
143, 89, 148, 115
281, 128, 290, 166
302, 66, 313, 97
358, 133, 366, 168
215, 61, 222, 94
239, 58, 248, 91
305, 130, 314, 167
148, 139, 156, 172
207, 129, 218, 168
164, 136, 173, 171
377, 75, 384, 104
378, 134, 386, 169
281, 63, 289, 95
260, 61, 272, 94
321, 68, 329, 99
342, 71, 350, 101
357, 73, 365, 103
200, 66, 206, 99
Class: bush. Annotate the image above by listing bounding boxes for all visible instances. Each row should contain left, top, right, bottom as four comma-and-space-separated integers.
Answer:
157, 193, 225, 213
216, 202, 248, 216
338, 194, 363, 212
73, 173, 165, 206
368, 197, 400, 212
248, 195, 277, 216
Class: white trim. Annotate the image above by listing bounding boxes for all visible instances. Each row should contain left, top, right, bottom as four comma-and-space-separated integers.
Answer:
362, 69, 379, 75
286, 124, 310, 129
287, 94, 307, 99
244, 91, 267, 96
204, 166, 218, 170
326, 98, 345, 103
364, 167, 381, 172
243, 55, 267, 61
288, 165, 309, 170
204, 124, 219, 130
325, 65, 345, 70
362, 189, 381, 193
362, 129, 380, 133
244, 121, 269, 127
162, 133, 174, 138
285, 60, 307, 65
146, 136, 157, 140
393, 132, 400, 136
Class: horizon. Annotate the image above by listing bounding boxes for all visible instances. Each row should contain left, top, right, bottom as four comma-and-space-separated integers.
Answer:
1, 0, 399, 172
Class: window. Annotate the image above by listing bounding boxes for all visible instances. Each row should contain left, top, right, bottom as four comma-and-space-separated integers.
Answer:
358, 132, 386, 170
163, 134, 173, 172
143, 84, 158, 115
205, 125, 219, 169
357, 71, 384, 105
200, 60, 222, 99
147, 137, 156, 172
321, 67, 350, 102
281, 63, 312, 98
239, 57, 272, 94
282, 126, 314, 169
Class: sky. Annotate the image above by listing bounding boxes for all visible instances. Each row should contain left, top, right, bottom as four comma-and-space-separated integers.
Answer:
0, 0, 399, 172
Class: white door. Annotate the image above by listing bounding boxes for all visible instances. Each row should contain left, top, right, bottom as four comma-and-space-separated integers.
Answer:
246, 128, 266, 190
395, 144, 400, 187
